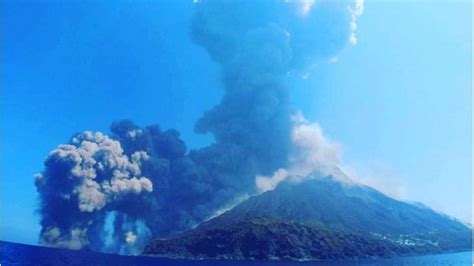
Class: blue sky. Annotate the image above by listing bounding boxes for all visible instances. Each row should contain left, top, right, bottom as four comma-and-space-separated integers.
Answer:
1, 0, 471, 245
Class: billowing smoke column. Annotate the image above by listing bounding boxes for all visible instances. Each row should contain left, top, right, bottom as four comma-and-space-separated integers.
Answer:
35, 132, 153, 253
35, 0, 363, 254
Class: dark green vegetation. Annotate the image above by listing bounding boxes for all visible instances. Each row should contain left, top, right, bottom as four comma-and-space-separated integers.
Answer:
143, 177, 472, 261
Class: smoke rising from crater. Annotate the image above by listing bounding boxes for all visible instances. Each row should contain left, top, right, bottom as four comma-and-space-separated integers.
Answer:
256, 112, 342, 192
35, 0, 363, 254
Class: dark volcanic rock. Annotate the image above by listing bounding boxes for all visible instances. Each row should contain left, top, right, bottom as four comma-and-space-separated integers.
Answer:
143, 177, 472, 261
143, 218, 411, 261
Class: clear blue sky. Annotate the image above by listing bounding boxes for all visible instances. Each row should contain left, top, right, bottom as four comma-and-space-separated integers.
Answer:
1, 0, 471, 245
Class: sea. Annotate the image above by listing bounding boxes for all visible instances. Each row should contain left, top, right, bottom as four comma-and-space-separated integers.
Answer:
0, 241, 472, 266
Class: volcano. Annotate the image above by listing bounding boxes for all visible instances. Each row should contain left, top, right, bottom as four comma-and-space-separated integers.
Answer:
142, 175, 472, 261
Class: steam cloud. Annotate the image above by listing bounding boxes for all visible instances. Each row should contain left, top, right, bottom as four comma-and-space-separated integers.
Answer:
35, 0, 363, 254
256, 112, 342, 192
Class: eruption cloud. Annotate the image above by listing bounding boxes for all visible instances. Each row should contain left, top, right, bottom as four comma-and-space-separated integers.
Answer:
35, 0, 363, 254
256, 112, 342, 192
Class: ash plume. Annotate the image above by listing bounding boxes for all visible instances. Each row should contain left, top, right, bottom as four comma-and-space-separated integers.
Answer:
256, 112, 342, 192
35, 0, 363, 254
35, 132, 152, 251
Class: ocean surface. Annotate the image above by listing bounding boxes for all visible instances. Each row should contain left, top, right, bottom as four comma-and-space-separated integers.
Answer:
1, 241, 472, 266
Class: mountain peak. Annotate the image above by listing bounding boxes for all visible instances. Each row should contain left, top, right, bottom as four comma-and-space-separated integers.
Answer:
143, 176, 472, 261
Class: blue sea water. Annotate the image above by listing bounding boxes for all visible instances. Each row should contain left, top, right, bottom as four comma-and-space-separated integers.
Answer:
1, 242, 472, 266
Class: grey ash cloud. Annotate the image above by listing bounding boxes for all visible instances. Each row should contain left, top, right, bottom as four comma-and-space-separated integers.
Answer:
35, 131, 152, 251
35, 0, 363, 254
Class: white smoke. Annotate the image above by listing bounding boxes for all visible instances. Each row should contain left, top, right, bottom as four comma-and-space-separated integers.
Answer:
349, 0, 364, 45
205, 194, 251, 221
285, 0, 317, 17
256, 169, 290, 193
256, 112, 342, 192
125, 231, 137, 244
